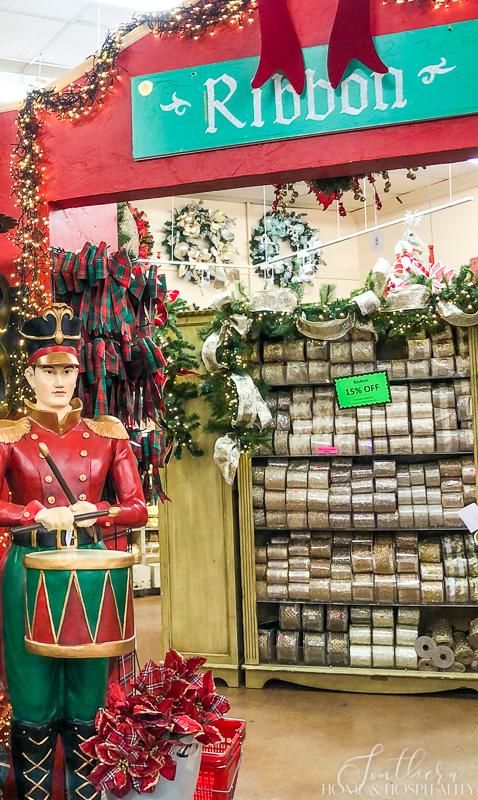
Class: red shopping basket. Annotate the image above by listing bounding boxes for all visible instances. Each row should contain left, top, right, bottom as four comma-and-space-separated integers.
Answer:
194, 718, 246, 800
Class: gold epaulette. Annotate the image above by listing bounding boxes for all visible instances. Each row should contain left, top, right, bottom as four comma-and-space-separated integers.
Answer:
83, 416, 129, 440
0, 417, 31, 443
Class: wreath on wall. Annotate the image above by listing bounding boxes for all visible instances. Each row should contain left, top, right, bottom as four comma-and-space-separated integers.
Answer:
250, 211, 324, 287
162, 201, 237, 285
118, 202, 155, 260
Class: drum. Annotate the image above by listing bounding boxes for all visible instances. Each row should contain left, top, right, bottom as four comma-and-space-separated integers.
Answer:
23, 549, 135, 658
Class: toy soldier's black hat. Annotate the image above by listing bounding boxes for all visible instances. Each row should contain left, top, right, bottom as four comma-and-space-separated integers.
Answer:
21, 303, 81, 366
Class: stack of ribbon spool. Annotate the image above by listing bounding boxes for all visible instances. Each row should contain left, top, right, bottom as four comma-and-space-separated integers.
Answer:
415, 617, 478, 672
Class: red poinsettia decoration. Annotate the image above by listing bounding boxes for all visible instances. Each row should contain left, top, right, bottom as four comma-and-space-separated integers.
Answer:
128, 203, 155, 260
81, 650, 230, 797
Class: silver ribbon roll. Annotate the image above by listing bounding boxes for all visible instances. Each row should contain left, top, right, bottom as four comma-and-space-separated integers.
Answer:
372, 645, 394, 668
395, 646, 418, 670
350, 645, 372, 667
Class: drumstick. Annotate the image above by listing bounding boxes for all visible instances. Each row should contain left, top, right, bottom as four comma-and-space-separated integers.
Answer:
11, 507, 120, 536
38, 443, 77, 505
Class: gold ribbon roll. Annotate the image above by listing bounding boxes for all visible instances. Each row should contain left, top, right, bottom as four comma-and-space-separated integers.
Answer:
302, 605, 325, 632
276, 631, 300, 664
279, 603, 302, 631
303, 633, 327, 666
327, 633, 350, 666
397, 607, 420, 627
453, 631, 474, 666
468, 619, 478, 650
431, 618, 454, 648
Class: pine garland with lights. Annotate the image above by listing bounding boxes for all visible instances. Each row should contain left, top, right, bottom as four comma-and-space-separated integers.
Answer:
155, 294, 203, 460
8, 1, 258, 413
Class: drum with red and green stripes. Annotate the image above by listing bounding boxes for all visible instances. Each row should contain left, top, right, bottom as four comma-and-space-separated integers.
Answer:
23, 549, 135, 658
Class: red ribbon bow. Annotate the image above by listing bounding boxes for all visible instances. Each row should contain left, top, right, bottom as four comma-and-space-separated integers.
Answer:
252, 0, 388, 93
252, 0, 305, 94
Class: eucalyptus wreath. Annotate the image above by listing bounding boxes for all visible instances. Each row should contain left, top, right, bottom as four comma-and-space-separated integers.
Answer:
162, 201, 237, 285
250, 211, 324, 288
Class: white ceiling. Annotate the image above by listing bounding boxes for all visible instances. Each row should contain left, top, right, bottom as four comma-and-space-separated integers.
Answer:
0, 1, 155, 103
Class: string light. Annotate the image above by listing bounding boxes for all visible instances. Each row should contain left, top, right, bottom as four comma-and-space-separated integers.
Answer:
8, 1, 257, 413
382, 0, 467, 6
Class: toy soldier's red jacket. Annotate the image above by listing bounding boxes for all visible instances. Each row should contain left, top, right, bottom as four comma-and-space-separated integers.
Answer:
0, 399, 148, 535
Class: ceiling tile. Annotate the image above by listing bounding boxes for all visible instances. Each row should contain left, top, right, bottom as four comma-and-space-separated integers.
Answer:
0, 10, 65, 61
0, 0, 86, 22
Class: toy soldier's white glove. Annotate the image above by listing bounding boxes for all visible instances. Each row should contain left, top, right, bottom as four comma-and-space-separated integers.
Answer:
35, 506, 75, 531
70, 500, 99, 528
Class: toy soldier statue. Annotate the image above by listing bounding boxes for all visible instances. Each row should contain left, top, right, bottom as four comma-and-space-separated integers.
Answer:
0, 304, 147, 800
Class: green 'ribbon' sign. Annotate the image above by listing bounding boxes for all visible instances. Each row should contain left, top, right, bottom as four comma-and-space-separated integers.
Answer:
131, 20, 478, 160
335, 372, 391, 409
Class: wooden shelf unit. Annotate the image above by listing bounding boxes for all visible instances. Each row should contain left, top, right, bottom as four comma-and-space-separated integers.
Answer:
237, 327, 478, 694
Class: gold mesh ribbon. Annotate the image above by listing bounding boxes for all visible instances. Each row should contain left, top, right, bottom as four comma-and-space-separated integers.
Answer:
249, 288, 298, 313
296, 314, 377, 342
436, 300, 478, 327
383, 284, 430, 311
201, 314, 252, 374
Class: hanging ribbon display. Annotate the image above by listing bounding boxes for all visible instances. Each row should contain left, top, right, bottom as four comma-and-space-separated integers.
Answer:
202, 314, 273, 484
201, 314, 252, 373
52, 242, 169, 501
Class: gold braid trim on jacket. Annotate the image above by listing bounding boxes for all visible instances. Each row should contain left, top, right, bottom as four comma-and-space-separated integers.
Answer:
83, 416, 129, 440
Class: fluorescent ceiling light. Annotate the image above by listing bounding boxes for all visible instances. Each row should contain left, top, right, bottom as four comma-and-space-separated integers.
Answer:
95, 0, 179, 9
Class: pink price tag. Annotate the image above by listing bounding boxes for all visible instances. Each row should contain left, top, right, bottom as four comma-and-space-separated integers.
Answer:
316, 446, 338, 455
470, 257, 478, 274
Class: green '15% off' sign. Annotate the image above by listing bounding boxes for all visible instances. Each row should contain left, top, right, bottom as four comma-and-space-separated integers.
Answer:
335, 371, 391, 409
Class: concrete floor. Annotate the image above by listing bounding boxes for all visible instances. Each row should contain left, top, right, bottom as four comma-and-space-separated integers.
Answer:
135, 596, 478, 800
